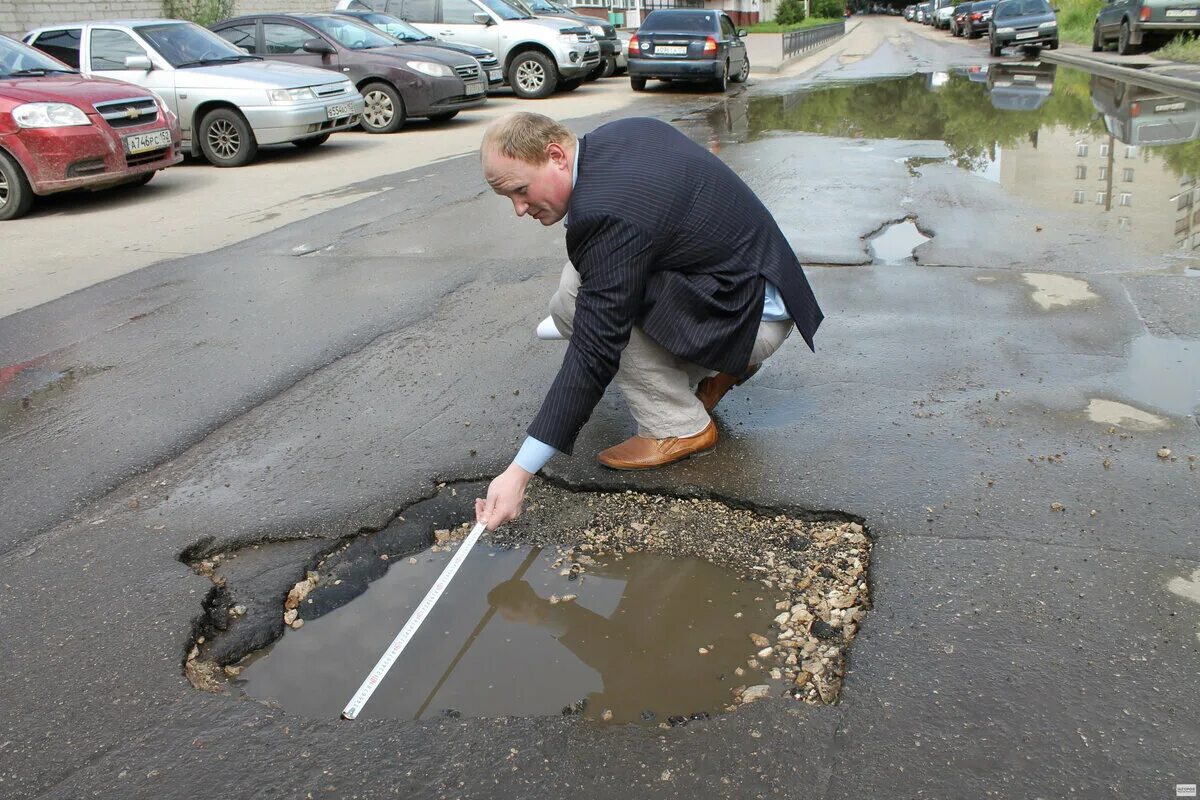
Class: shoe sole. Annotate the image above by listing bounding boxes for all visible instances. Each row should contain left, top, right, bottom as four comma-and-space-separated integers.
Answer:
597, 443, 717, 471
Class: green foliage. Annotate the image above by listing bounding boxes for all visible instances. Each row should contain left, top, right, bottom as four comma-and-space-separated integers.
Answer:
746, 17, 843, 31
162, 0, 235, 27
1055, 0, 1104, 44
776, 0, 808, 26
1156, 32, 1200, 62
811, 0, 845, 19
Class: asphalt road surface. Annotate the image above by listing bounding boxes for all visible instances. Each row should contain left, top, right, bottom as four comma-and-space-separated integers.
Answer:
1, 16, 1197, 800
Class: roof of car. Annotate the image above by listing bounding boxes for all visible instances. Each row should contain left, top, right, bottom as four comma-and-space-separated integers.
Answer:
29, 18, 187, 29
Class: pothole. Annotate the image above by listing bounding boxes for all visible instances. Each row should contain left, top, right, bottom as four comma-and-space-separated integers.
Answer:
185, 481, 872, 725
869, 218, 931, 265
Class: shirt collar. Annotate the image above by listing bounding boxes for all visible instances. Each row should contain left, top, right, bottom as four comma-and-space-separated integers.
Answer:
564, 141, 579, 228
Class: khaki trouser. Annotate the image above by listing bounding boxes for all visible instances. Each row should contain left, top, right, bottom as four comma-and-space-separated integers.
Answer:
548, 262, 793, 439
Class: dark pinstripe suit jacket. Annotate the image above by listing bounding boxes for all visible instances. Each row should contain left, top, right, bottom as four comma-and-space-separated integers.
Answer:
528, 117, 823, 454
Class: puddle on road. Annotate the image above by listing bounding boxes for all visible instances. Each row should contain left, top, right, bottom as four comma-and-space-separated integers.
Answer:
869, 218, 930, 264
1117, 333, 1200, 416
238, 545, 784, 723
0, 360, 100, 424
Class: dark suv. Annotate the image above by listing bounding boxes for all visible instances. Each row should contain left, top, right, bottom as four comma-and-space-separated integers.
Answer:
988, 0, 1058, 55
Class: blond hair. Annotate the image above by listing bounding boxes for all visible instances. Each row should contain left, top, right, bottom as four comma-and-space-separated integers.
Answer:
481, 112, 576, 165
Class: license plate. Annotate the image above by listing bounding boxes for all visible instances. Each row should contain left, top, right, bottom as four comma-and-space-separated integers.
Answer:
326, 103, 352, 119
124, 128, 171, 155
487, 68, 503, 81
1014, 73, 1036, 81
656, 45, 687, 55
1016, 31, 1038, 38
1157, 101, 1187, 111
465, 81, 485, 95
1166, 8, 1198, 16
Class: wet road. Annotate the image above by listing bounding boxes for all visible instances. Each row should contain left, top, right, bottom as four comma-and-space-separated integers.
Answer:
1, 16, 1198, 799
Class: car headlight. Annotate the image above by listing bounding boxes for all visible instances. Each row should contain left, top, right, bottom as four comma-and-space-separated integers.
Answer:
996, 26, 1015, 33
407, 60, 453, 77
1039, 20, 1057, 28
588, 24, 605, 37
267, 87, 318, 103
12, 102, 91, 128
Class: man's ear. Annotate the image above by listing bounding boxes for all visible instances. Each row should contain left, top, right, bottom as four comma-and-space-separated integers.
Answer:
547, 141, 570, 170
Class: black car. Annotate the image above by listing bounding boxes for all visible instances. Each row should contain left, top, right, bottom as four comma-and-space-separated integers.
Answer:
988, 0, 1059, 55
627, 8, 749, 92
211, 13, 486, 133
332, 9, 504, 87
964, 0, 997, 37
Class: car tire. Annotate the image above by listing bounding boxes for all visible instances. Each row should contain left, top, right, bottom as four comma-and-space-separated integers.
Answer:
1092, 25, 1103, 51
293, 133, 331, 149
630, 75, 647, 91
601, 55, 617, 78
559, 77, 584, 92
135, 171, 156, 186
989, 37, 1001, 56
508, 50, 558, 99
427, 111, 459, 122
732, 55, 750, 83
1048, 38, 1058, 49
967, 28, 977, 39
361, 81, 406, 134
1118, 20, 1139, 54
0, 149, 34, 221
714, 61, 729, 92
198, 107, 258, 168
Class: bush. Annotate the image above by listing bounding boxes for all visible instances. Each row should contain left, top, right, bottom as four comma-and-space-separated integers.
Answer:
776, 0, 807, 25
811, 0, 844, 19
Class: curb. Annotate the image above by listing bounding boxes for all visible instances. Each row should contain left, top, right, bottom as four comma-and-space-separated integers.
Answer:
750, 21, 860, 75
1042, 49, 1200, 97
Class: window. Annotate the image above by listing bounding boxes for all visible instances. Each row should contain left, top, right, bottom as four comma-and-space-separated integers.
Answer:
1096, 191, 1107, 205
1075, 165, 1087, 180
1118, 217, 1131, 231
1122, 168, 1134, 182
1179, 193, 1193, 211
720, 14, 737, 38
90, 29, 148, 70
1073, 190, 1085, 204
1099, 143, 1109, 157
1077, 142, 1089, 157
1098, 166, 1107, 181
402, 0, 437, 21
1119, 192, 1132, 207
1125, 146, 1137, 158
262, 23, 311, 54
30, 29, 82, 68
442, 0, 482, 24
215, 24, 257, 52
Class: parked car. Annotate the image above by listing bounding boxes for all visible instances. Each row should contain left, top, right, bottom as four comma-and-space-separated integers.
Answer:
964, 0, 997, 36
933, 0, 956, 29
211, 13, 485, 132
905, 4, 917, 20
627, 8, 749, 92
951, 2, 975, 35
0, 34, 181, 220
1092, 0, 1200, 54
614, 29, 629, 75
988, 0, 1058, 55
916, 2, 931, 23
511, 0, 620, 79
986, 60, 1056, 110
24, 20, 363, 167
331, 9, 503, 87
1090, 74, 1200, 144
332, 0, 600, 99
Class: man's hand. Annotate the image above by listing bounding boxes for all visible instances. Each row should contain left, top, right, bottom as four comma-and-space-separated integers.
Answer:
475, 461, 534, 531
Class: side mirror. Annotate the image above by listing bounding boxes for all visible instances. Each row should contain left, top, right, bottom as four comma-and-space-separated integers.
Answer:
124, 55, 153, 70
473, 11, 494, 24
302, 38, 335, 55
737, 28, 748, 36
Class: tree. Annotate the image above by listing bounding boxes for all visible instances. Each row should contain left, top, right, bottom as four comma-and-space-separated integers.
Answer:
811, 0, 844, 18
777, 0, 808, 24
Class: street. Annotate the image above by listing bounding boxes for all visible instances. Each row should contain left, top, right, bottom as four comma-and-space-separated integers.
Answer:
1, 15, 1198, 799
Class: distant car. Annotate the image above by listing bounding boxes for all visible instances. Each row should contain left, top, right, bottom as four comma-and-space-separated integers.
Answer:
905, 4, 917, 20
627, 8, 749, 92
24, 19, 363, 167
210, 13, 486, 132
332, 9, 504, 87
964, 0, 997, 36
1092, 0, 1200, 54
986, 60, 1056, 110
916, 2, 931, 23
933, 0, 956, 28
0, 33, 181, 220
951, 2, 975, 35
513, 0, 621, 79
988, 0, 1058, 55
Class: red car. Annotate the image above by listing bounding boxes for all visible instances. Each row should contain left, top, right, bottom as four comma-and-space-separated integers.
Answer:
0, 34, 181, 221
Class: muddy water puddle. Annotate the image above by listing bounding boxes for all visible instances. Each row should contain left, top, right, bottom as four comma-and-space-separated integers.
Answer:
869, 219, 930, 264
238, 545, 785, 723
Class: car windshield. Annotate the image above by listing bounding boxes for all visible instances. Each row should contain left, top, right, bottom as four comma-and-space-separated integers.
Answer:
135, 22, 252, 67
995, 0, 1050, 16
304, 16, 399, 49
482, 0, 535, 21
357, 13, 433, 40
640, 11, 718, 32
0, 34, 78, 76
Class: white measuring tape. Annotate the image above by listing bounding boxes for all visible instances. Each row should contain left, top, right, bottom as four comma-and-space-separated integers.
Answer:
341, 521, 486, 720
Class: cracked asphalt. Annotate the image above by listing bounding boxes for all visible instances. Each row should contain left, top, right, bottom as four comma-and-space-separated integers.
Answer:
1, 17, 1197, 799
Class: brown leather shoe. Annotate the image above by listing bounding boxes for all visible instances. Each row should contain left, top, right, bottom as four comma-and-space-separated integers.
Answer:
597, 419, 718, 470
696, 364, 760, 413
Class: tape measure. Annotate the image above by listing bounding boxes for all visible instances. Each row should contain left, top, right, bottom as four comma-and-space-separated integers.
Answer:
341, 521, 486, 720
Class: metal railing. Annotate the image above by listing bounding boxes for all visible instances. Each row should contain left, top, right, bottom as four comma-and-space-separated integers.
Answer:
782, 21, 845, 59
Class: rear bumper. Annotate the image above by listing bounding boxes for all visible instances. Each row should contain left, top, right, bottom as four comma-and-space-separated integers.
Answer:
627, 57, 722, 80
239, 97, 365, 146
1138, 20, 1200, 32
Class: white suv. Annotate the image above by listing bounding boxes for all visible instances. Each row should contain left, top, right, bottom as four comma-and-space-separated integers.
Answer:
334, 0, 599, 99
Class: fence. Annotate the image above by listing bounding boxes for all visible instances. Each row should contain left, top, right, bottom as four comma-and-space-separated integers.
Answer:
782, 20, 845, 59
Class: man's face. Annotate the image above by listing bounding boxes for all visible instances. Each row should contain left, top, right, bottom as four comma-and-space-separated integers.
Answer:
483, 142, 573, 226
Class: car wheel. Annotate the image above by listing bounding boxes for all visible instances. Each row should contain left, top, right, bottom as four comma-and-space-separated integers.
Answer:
1118, 20, 1139, 54
361, 81, 406, 133
293, 133, 331, 149
967, 28, 977, 39
630, 76, 647, 91
989, 36, 1001, 56
714, 61, 729, 92
732, 55, 750, 83
508, 50, 558, 99
199, 107, 258, 168
1092, 25, 1103, 51
135, 171, 155, 186
601, 55, 616, 78
559, 77, 584, 92
1048, 38, 1058, 49
0, 149, 34, 221
427, 111, 459, 122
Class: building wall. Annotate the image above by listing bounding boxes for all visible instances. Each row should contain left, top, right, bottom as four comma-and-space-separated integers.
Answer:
1, 0, 328, 39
